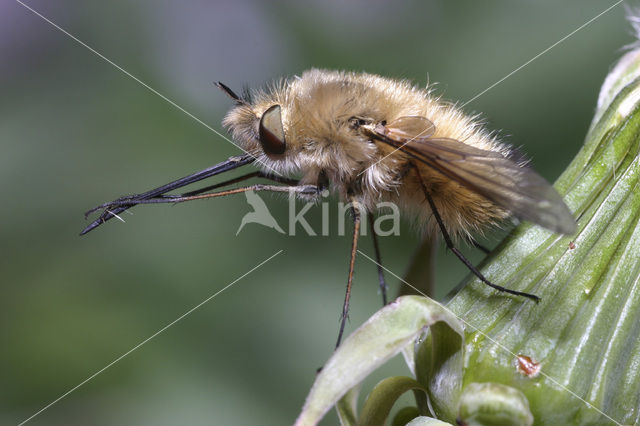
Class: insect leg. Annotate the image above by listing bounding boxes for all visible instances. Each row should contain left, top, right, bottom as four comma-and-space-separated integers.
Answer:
175, 171, 299, 198
93, 183, 319, 206
413, 165, 540, 302
368, 212, 388, 305
81, 154, 255, 235
335, 200, 362, 349
470, 239, 491, 254
82, 181, 317, 235
85, 170, 296, 216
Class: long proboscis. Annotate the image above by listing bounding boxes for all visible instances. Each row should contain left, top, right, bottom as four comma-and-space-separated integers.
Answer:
80, 154, 255, 235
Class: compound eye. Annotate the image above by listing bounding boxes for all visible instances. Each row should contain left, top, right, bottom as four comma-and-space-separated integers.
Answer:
258, 105, 286, 155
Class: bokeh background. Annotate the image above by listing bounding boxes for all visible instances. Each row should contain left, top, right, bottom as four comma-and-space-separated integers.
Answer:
1, 1, 631, 425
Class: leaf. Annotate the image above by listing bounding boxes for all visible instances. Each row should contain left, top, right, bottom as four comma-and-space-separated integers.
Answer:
391, 407, 422, 426
414, 321, 464, 422
404, 417, 454, 426
457, 382, 533, 426
357, 376, 428, 426
437, 45, 640, 425
336, 385, 359, 426
399, 237, 438, 375
294, 296, 464, 426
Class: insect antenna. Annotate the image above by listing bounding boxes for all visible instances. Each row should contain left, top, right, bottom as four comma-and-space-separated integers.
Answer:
214, 82, 248, 105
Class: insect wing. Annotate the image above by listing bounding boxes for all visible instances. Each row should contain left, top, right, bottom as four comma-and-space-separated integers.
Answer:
374, 117, 576, 234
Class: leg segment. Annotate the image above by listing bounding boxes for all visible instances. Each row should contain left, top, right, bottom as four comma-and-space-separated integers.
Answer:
335, 201, 362, 348
368, 212, 388, 305
413, 165, 539, 302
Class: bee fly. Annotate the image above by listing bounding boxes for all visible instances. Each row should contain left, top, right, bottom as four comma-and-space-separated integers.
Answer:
82, 69, 576, 347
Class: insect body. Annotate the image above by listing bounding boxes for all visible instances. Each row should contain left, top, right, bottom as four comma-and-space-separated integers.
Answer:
223, 69, 575, 237
82, 69, 576, 346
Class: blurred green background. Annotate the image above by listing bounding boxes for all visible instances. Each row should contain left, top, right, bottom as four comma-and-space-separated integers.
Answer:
1, 1, 631, 425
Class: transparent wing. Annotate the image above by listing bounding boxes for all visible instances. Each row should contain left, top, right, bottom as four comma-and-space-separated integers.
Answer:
372, 117, 576, 234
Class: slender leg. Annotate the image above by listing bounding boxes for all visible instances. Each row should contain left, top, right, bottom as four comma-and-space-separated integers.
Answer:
470, 239, 491, 254
82, 181, 317, 235
85, 171, 299, 214
81, 154, 255, 235
336, 201, 362, 349
413, 165, 539, 302
93, 183, 318, 207
179, 171, 299, 198
368, 212, 388, 305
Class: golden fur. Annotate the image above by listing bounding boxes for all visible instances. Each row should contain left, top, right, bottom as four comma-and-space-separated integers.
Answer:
223, 69, 514, 239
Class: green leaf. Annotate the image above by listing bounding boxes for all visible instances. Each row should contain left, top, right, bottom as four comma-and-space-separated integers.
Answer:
592, 47, 640, 127
294, 296, 464, 426
398, 237, 438, 376
457, 382, 533, 426
391, 407, 422, 426
404, 416, 454, 426
336, 386, 359, 426
439, 44, 640, 425
413, 321, 464, 422
357, 376, 428, 426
